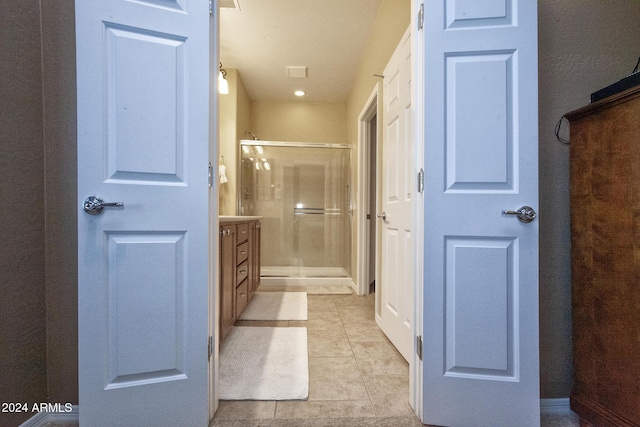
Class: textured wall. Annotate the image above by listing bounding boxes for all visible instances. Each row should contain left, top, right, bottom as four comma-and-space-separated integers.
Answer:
41, 0, 79, 405
537, 0, 640, 397
0, 1, 48, 425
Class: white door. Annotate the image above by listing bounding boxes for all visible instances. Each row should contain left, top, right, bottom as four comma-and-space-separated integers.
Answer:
76, 0, 212, 425
422, 1, 540, 426
377, 27, 414, 362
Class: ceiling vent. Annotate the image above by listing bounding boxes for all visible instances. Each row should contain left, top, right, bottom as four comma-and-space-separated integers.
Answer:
287, 66, 308, 78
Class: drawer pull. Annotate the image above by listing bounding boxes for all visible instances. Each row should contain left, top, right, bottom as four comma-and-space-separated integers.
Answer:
239, 269, 247, 274
240, 250, 247, 255
239, 292, 247, 297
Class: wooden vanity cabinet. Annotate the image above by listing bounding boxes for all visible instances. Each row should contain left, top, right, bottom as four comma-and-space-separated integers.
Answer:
566, 85, 640, 427
219, 218, 261, 341
219, 223, 236, 340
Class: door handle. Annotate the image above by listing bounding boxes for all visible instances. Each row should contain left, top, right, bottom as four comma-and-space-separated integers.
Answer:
83, 196, 124, 215
502, 206, 536, 223
376, 212, 387, 221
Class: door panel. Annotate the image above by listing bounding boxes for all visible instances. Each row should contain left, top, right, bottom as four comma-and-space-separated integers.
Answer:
377, 27, 413, 362
106, 232, 187, 385
445, 237, 515, 378
76, 0, 211, 424
422, 0, 539, 425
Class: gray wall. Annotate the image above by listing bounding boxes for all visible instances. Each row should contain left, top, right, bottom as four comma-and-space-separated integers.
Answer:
0, 1, 48, 425
41, 0, 79, 407
537, 0, 640, 397
0, 1, 77, 425
1, 3, 640, 423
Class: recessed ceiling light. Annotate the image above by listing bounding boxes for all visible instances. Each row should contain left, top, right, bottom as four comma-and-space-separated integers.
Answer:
294, 90, 306, 97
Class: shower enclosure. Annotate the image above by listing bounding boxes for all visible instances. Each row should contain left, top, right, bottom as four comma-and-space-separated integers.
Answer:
239, 141, 351, 283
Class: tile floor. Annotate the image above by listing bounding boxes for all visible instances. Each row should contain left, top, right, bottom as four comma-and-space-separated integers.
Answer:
213, 287, 417, 422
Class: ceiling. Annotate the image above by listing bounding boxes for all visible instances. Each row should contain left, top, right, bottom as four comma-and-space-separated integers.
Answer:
219, 0, 383, 104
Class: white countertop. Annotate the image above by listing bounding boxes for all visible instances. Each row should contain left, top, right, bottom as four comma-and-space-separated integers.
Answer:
219, 215, 262, 223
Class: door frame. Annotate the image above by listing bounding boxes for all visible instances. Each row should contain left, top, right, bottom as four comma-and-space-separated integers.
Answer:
211, 1, 426, 421
209, 0, 221, 420
410, 0, 424, 418
356, 86, 380, 297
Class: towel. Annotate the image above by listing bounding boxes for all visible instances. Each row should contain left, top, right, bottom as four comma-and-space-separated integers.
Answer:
219, 164, 228, 184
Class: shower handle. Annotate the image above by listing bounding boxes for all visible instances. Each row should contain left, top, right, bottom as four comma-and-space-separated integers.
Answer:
376, 212, 387, 221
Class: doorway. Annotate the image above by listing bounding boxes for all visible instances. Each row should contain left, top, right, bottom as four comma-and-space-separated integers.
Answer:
239, 140, 352, 281
215, 0, 418, 422
356, 89, 380, 298
368, 114, 377, 293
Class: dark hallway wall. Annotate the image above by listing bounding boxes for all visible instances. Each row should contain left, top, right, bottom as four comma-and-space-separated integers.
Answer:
0, 1, 48, 425
0, 1, 77, 425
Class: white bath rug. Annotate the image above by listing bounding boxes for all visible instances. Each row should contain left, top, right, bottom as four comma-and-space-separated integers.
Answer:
219, 326, 309, 400
238, 291, 307, 321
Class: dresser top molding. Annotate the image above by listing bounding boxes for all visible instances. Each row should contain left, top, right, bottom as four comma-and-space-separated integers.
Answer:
565, 84, 640, 121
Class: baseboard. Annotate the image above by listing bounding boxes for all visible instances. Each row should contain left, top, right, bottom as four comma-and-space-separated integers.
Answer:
541, 398, 572, 415
18, 405, 79, 427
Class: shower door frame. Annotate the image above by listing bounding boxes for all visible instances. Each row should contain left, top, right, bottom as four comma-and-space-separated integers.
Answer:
238, 140, 353, 282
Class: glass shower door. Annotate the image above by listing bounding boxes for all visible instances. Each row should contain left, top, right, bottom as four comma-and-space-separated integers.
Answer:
240, 141, 351, 278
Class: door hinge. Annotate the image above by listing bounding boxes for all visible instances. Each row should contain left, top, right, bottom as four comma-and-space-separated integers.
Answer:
208, 162, 213, 188
417, 3, 424, 31
416, 335, 423, 360
209, 0, 213, 15
417, 168, 424, 193
208, 335, 213, 360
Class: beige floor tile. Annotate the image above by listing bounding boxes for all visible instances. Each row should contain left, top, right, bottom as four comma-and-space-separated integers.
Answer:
290, 310, 343, 330
336, 305, 376, 325
307, 328, 353, 358
305, 285, 353, 295
275, 400, 376, 419
362, 375, 414, 417
343, 323, 389, 343
307, 295, 338, 313
333, 293, 375, 307
350, 341, 409, 376
215, 400, 277, 420
339, 315, 379, 331
308, 357, 369, 401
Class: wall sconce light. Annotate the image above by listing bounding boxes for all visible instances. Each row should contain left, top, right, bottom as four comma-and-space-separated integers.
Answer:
218, 62, 229, 95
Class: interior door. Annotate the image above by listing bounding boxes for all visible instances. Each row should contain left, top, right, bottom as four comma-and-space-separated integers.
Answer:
422, 1, 540, 425
377, 27, 413, 362
76, 0, 211, 425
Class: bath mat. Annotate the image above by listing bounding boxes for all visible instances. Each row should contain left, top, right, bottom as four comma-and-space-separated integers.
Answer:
219, 326, 309, 400
238, 292, 307, 321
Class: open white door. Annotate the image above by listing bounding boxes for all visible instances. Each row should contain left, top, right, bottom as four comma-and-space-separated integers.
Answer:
422, 1, 540, 426
76, 0, 211, 425
377, 27, 414, 363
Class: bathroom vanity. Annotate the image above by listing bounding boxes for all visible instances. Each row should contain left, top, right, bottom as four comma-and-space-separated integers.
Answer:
219, 216, 261, 340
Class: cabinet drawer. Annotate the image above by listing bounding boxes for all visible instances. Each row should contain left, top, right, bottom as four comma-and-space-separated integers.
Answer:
237, 223, 249, 243
236, 259, 248, 285
236, 280, 248, 315
236, 241, 249, 265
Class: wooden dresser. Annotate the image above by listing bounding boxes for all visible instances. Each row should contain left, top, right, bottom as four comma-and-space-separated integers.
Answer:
219, 216, 261, 340
566, 85, 640, 427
